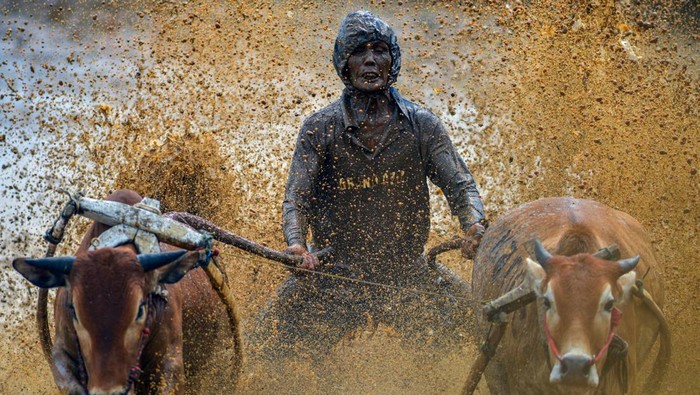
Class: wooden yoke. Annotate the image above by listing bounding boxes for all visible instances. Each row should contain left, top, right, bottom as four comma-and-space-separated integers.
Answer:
36, 193, 244, 384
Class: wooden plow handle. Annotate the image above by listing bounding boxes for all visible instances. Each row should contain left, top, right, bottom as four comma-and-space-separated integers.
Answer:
164, 211, 332, 268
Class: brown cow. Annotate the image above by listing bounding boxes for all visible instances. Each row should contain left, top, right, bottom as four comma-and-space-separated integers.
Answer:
472, 197, 668, 394
13, 190, 236, 394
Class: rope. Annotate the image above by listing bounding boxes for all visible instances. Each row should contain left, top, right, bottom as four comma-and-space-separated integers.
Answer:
632, 278, 671, 394
222, 249, 474, 302
38, 191, 81, 366
193, 230, 216, 269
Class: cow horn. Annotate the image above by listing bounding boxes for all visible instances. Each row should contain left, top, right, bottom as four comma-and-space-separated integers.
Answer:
15, 256, 75, 274
617, 255, 640, 274
533, 239, 553, 268
137, 250, 188, 272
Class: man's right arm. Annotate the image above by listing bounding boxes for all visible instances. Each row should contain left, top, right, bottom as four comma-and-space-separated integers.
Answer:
282, 120, 323, 268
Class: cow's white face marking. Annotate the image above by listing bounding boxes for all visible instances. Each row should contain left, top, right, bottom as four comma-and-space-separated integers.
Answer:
550, 351, 600, 387
70, 289, 93, 364
124, 297, 148, 351
599, 285, 614, 310
597, 284, 615, 326
542, 287, 555, 314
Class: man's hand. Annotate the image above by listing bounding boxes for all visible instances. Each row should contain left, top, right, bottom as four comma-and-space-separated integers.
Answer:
285, 243, 321, 270
461, 223, 486, 260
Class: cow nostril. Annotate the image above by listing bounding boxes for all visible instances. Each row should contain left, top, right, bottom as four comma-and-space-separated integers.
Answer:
561, 355, 594, 378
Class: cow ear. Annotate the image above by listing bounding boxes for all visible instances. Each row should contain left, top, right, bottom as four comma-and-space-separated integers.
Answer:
526, 257, 546, 295
13, 258, 69, 288
155, 250, 202, 284
617, 270, 637, 303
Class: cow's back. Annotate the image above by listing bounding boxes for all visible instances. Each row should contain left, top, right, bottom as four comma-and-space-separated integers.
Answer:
472, 197, 664, 394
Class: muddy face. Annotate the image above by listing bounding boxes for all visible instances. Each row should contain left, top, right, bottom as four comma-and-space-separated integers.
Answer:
347, 41, 392, 92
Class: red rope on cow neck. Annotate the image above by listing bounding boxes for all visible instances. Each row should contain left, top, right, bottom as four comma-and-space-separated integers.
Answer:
592, 308, 622, 364
543, 307, 622, 365
543, 314, 564, 362
128, 365, 143, 381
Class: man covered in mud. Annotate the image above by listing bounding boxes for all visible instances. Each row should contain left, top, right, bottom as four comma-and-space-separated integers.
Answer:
253, 11, 487, 363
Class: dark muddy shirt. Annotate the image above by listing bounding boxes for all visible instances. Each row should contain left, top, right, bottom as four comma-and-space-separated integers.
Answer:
283, 87, 485, 279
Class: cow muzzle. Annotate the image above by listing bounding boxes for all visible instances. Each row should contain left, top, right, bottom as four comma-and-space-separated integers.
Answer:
550, 353, 599, 388
87, 385, 132, 395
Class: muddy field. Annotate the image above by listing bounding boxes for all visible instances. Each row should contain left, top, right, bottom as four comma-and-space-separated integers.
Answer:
0, 0, 697, 394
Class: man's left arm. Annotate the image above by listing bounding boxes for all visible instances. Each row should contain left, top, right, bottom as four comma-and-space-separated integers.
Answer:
422, 115, 487, 258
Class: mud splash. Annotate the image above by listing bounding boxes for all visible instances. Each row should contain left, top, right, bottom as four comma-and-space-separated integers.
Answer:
1, 0, 697, 394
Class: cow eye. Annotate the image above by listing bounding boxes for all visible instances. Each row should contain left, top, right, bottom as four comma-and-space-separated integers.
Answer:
69, 304, 78, 322
604, 300, 614, 312
136, 302, 147, 322
542, 297, 552, 310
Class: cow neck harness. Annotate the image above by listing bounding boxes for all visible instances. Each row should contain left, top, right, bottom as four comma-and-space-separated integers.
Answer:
543, 307, 622, 366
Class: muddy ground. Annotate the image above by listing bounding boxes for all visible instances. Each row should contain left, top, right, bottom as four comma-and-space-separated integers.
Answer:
0, 0, 697, 394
